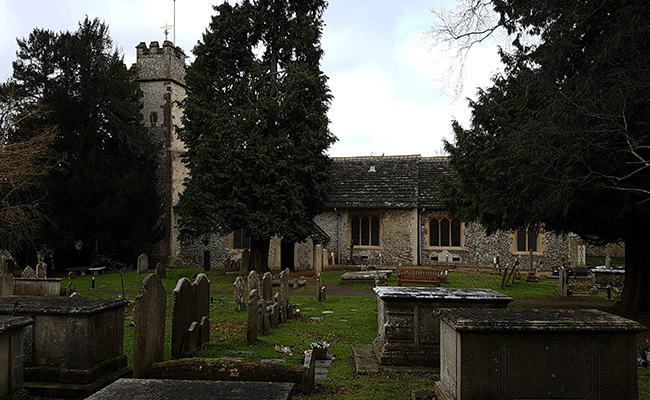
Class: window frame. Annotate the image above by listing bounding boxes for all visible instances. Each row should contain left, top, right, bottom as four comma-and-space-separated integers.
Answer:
510, 227, 545, 255
231, 228, 251, 250
349, 213, 381, 248
427, 215, 465, 249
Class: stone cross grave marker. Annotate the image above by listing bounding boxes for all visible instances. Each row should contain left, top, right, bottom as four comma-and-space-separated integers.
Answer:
133, 274, 166, 377
137, 254, 149, 274
262, 272, 273, 302
234, 276, 246, 312
247, 289, 259, 345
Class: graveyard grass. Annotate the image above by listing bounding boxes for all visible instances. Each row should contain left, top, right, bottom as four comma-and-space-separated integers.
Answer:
52, 264, 650, 399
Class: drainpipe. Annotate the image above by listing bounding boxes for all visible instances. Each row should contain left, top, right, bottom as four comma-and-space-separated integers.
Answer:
418, 208, 425, 266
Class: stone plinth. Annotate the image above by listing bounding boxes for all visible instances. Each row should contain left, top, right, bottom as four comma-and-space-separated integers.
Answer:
0, 297, 129, 396
341, 270, 392, 285
372, 287, 513, 367
436, 308, 645, 400
86, 378, 295, 400
591, 267, 625, 288
13, 278, 63, 297
0, 316, 34, 400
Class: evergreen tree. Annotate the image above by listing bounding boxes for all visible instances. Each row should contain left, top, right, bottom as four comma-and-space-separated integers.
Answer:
12, 18, 162, 265
178, 0, 335, 269
438, 0, 650, 311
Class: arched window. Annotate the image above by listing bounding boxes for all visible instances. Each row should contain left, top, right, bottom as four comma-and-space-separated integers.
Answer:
350, 214, 380, 246
429, 216, 462, 247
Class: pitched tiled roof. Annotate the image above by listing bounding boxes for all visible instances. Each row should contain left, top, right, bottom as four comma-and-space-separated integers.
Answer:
326, 155, 454, 210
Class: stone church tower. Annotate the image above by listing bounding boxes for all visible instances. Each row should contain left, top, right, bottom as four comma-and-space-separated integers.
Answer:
133, 41, 188, 267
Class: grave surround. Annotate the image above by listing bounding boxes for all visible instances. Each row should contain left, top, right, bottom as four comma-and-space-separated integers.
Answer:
436, 308, 645, 400
372, 286, 513, 367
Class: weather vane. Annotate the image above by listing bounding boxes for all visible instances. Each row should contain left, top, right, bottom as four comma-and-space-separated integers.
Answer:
162, 23, 173, 41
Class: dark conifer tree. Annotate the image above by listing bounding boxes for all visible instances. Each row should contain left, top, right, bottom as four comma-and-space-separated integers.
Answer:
178, 0, 335, 269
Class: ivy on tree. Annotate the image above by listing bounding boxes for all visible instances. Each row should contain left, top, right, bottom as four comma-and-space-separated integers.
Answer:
177, 0, 335, 270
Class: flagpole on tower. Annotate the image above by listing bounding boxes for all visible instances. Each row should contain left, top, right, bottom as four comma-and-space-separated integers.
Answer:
173, 0, 176, 45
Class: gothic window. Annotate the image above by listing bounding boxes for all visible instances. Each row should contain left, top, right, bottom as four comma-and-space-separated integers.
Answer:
429, 215, 463, 248
350, 214, 380, 247
232, 228, 251, 250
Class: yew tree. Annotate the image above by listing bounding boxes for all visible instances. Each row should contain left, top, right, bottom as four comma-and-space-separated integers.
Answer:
178, 0, 335, 270
437, 0, 650, 311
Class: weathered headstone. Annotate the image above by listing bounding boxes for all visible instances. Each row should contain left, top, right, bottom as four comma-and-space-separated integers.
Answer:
606, 255, 612, 269
280, 269, 290, 318
262, 272, 273, 302
240, 249, 250, 275
316, 273, 324, 302
0, 272, 14, 297
248, 270, 260, 294
0, 255, 6, 275
35, 262, 47, 278
577, 244, 586, 266
260, 299, 270, 335
270, 302, 280, 329
556, 267, 569, 296
193, 273, 211, 346
322, 248, 329, 269
319, 286, 326, 302
133, 274, 166, 378
21, 266, 36, 278
137, 254, 149, 275
247, 289, 259, 345
234, 276, 246, 312
171, 277, 193, 359
155, 262, 167, 279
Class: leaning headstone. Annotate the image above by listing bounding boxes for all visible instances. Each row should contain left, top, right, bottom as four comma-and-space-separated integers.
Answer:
171, 277, 194, 359
262, 272, 273, 302
248, 270, 260, 294
155, 262, 167, 279
137, 254, 149, 274
234, 276, 246, 312
247, 289, 259, 345
21, 266, 36, 278
133, 274, 166, 377
0, 272, 14, 297
193, 273, 211, 346
240, 249, 250, 275
35, 262, 47, 278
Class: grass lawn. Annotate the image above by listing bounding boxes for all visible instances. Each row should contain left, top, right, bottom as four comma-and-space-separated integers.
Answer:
51, 266, 649, 399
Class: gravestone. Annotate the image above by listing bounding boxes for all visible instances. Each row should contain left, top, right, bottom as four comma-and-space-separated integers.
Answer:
262, 272, 273, 302
155, 262, 166, 278
270, 302, 280, 329
0, 272, 14, 298
133, 274, 167, 378
0, 315, 34, 400
137, 254, 149, 274
35, 262, 47, 278
21, 266, 36, 278
65, 281, 77, 297
247, 289, 259, 345
317, 273, 325, 302
280, 269, 290, 319
260, 299, 270, 335
436, 308, 645, 400
322, 247, 329, 269
240, 249, 250, 275
234, 276, 246, 312
171, 277, 193, 359
0, 255, 6, 274
556, 267, 569, 296
248, 270, 260, 294
193, 273, 211, 346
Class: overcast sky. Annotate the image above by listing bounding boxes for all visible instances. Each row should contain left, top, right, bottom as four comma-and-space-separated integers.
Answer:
0, 0, 502, 157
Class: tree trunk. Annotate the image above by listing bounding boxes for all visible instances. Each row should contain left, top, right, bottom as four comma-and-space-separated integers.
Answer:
250, 238, 270, 273
619, 216, 650, 312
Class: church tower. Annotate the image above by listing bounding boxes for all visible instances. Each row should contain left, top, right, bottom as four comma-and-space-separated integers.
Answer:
133, 41, 188, 267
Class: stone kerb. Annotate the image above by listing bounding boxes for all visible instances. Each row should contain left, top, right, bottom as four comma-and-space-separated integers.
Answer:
0, 315, 34, 400
133, 274, 166, 378
193, 273, 211, 347
171, 277, 193, 359
137, 254, 149, 274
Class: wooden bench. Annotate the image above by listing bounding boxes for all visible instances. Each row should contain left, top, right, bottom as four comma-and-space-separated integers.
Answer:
397, 267, 443, 287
